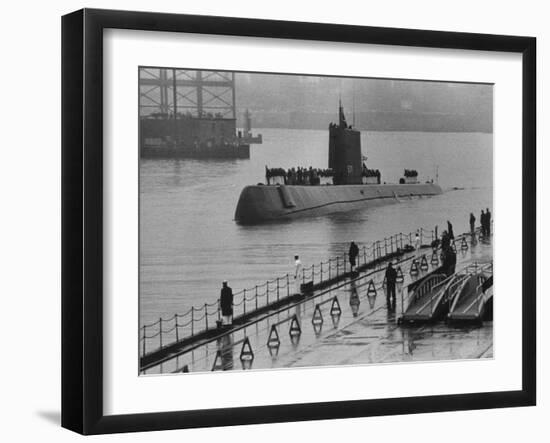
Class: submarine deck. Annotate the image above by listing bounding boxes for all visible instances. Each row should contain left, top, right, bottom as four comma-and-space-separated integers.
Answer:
234, 182, 443, 224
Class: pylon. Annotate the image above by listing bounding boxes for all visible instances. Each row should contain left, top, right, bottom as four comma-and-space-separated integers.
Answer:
410, 259, 419, 276
240, 337, 254, 363
396, 266, 404, 283
330, 297, 342, 316
211, 350, 224, 371
420, 255, 429, 271
267, 324, 280, 348
312, 305, 323, 326
289, 315, 302, 337
367, 279, 377, 297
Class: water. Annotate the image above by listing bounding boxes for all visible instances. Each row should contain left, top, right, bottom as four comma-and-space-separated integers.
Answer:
139, 128, 492, 327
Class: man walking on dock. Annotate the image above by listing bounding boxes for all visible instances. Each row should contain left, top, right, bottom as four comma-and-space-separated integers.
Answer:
385, 262, 397, 311
220, 280, 233, 326
348, 241, 359, 272
293, 255, 303, 295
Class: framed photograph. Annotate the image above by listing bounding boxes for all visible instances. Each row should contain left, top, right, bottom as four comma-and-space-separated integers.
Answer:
62, 8, 536, 435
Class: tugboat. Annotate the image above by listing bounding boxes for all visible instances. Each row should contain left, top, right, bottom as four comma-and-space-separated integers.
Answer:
234, 103, 442, 224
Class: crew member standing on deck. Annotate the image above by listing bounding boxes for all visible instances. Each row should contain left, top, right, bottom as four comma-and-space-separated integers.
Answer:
469, 213, 476, 235
385, 262, 397, 310
220, 280, 233, 326
293, 255, 303, 295
485, 208, 492, 236
480, 210, 486, 237
414, 231, 421, 250
447, 220, 455, 240
348, 241, 359, 272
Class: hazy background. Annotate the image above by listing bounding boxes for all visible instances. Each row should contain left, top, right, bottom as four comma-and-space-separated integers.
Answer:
235, 74, 493, 132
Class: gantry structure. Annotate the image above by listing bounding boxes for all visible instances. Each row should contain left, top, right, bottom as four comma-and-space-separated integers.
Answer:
139, 68, 236, 119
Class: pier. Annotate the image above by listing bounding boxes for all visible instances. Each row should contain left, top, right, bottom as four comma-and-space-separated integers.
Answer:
140, 226, 493, 374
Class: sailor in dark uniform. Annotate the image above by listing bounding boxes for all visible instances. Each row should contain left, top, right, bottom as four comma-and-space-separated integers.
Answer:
220, 280, 233, 326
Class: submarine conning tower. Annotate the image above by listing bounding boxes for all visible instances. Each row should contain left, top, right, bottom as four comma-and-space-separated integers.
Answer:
329, 103, 363, 185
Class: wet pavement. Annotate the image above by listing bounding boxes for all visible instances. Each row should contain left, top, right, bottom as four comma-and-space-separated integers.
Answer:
144, 234, 493, 375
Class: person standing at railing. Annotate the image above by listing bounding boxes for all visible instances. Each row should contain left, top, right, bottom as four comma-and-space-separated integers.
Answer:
414, 231, 421, 250
348, 241, 359, 272
485, 208, 491, 236
220, 280, 233, 326
447, 220, 454, 240
480, 209, 486, 236
469, 213, 476, 236
293, 255, 303, 295
385, 262, 397, 311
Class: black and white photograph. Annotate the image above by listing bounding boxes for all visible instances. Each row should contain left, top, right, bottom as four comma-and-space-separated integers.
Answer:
138, 68, 494, 375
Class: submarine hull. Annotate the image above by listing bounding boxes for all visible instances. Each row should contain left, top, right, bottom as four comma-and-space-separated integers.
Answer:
234, 183, 443, 224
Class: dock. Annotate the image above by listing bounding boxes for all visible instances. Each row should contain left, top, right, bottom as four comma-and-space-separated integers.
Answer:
140, 228, 493, 374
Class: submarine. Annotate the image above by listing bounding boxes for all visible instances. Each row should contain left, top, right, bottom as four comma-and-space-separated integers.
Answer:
234, 104, 443, 224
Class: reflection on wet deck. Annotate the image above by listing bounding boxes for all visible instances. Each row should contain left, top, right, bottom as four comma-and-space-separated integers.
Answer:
143, 235, 493, 375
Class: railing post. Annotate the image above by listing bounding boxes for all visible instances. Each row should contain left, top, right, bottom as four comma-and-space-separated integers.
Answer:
384, 238, 388, 256
191, 307, 194, 336
320, 262, 324, 282
217, 300, 221, 322
175, 314, 179, 342
244, 292, 247, 315
159, 317, 163, 349
363, 247, 367, 265
277, 277, 280, 301
254, 287, 257, 310
302, 267, 306, 285
266, 282, 270, 305
142, 325, 146, 356
204, 303, 208, 330
343, 255, 347, 274
286, 274, 290, 297
312, 264, 315, 285
336, 257, 340, 276
329, 259, 332, 280
420, 229, 423, 246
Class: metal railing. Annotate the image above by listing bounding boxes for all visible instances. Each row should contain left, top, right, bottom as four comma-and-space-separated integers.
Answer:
140, 226, 438, 357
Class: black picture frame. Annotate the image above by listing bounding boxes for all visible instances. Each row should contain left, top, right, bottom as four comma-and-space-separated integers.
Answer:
61, 8, 536, 435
